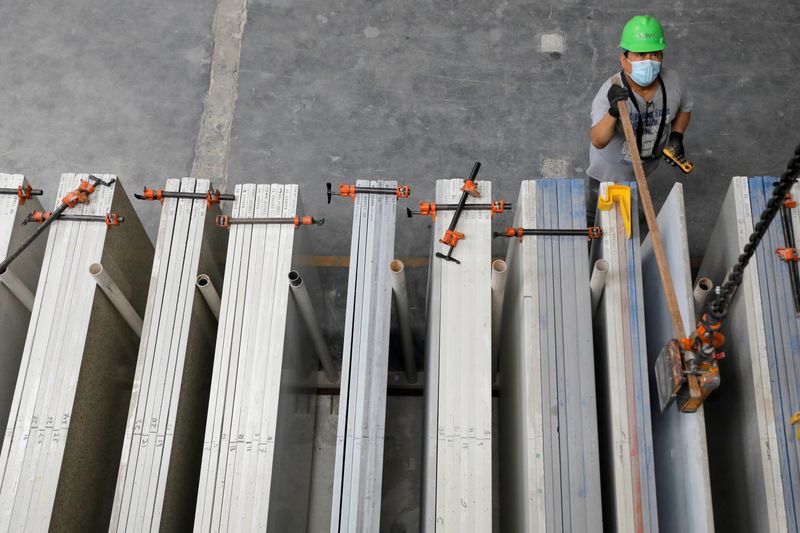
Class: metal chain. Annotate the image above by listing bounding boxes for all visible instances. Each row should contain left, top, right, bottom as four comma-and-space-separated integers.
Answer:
709, 144, 800, 320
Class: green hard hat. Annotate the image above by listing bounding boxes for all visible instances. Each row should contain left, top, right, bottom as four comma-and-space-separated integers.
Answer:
619, 15, 666, 52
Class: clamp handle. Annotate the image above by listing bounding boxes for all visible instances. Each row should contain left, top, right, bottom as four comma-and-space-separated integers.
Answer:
22, 211, 52, 225
293, 215, 326, 228
461, 161, 482, 198
206, 189, 221, 209
396, 185, 411, 199
16, 185, 42, 206
776, 247, 800, 263
216, 215, 231, 228
326, 183, 357, 203
135, 188, 164, 202
105, 213, 124, 228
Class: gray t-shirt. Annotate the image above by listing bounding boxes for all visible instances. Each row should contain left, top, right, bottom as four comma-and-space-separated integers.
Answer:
587, 68, 693, 182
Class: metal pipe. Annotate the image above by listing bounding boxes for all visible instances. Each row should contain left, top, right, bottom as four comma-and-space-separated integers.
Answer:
590, 259, 609, 317
693, 277, 713, 315
288, 270, 338, 382
390, 259, 417, 384
0, 269, 34, 311
196, 274, 221, 320
89, 263, 143, 337
491, 259, 507, 378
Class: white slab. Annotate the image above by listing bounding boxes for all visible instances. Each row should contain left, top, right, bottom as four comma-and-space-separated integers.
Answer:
0, 174, 44, 451
194, 183, 318, 532
498, 178, 602, 532
331, 180, 396, 532
422, 179, 492, 532
592, 181, 658, 532
0, 175, 153, 532
641, 183, 714, 532
698, 176, 793, 532
111, 178, 225, 532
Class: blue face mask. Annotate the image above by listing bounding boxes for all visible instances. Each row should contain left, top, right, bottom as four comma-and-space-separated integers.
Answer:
628, 58, 661, 86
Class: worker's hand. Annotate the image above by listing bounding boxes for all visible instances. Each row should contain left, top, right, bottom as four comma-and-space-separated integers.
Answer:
664, 131, 685, 165
607, 85, 630, 118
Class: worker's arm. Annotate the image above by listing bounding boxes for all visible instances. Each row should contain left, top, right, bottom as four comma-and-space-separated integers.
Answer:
590, 113, 618, 149
590, 84, 630, 149
671, 110, 691, 134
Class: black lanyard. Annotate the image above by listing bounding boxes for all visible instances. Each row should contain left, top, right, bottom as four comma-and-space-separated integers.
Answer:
620, 71, 667, 160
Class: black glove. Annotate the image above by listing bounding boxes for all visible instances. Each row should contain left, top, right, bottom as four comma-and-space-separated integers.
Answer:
607, 85, 630, 118
664, 131, 685, 165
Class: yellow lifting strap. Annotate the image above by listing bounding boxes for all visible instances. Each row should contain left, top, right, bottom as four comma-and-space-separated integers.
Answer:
597, 184, 632, 239
791, 411, 800, 441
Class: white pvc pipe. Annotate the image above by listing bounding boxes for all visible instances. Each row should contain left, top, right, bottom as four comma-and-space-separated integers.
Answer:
693, 277, 713, 314
196, 274, 221, 320
289, 270, 338, 383
590, 259, 609, 317
0, 269, 34, 311
491, 259, 507, 378
390, 259, 417, 384
89, 263, 143, 337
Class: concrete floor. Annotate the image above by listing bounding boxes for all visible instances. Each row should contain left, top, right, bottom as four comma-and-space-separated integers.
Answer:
2, 1, 800, 530
3, 1, 799, 356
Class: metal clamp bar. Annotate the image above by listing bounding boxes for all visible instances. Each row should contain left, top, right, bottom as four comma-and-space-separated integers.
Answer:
493, 226, 602, 240
406, 200, 511, 220
0, 185, 44, 205
326, 182, 411, 203
215, 214, 325, 229
0, 174, 115, 275
23, 211, 124, 227
134, 187, 235, 208
435, 161, 481, 264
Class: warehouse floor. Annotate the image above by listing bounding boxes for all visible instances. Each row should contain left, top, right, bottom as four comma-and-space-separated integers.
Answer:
2, 1, 799, 531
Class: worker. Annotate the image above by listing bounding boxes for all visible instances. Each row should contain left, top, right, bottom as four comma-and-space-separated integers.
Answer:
587, 15, 693, 223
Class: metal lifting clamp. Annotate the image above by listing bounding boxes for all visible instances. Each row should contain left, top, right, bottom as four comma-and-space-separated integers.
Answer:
23, 211, 124, 228
435, 161, 482, 264
135, 187, 235, 209
215, 214, 325, 229
406, 200, 511, 221
326, 182, 411, 203
0, 185, 43, 206
0, 174, 116, 276
493, 226, 603, 241
656, 147, 800, 413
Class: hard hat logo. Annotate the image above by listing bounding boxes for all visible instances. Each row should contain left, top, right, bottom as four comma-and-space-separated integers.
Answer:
620, 15, 666, 52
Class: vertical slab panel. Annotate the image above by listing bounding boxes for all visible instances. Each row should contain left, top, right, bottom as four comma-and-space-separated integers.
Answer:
641, 183, 714, 532
0, 174, 44, 450
422, 179, 492, 532
331, 180, 396, 533
697, 176, 787, 533
592, 181, 658, 533
0, 176, 153, 532
111, 178, 225, 532
193, 184, 318, 532
498, 178, 602, 532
